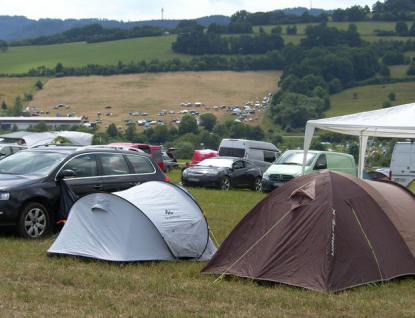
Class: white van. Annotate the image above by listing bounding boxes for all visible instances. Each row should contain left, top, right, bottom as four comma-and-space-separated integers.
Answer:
218, 139, 280, 173
262, 150, 356, 192
390, 142, 415, 187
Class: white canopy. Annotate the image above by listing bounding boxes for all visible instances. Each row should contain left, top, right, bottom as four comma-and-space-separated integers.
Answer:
23, 131, 93, 148
303, 102, 415, 178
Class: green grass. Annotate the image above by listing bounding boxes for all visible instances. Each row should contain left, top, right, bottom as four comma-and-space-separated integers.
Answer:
1, 21, 412, 75
0, 35, 187, 74
1, 172, 415, 317
327, 82, 415, 117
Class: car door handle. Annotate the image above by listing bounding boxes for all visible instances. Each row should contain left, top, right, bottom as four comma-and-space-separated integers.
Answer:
129, 182, 141, 186
93, 185, 103, 190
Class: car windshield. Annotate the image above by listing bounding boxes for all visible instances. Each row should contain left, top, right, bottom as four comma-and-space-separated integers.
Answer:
275, 151, 317, 166
197, 158, 232, 168
0, 151, 68, 176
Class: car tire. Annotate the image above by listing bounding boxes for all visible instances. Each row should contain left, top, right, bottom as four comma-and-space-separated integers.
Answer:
165, 166, 171, 173
17, 202, 50, 239
252, 177, 262, 191
220, 176, 231, 191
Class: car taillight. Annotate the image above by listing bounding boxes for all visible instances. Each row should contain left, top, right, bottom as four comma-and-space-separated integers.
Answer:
389, 170, 392, 180
165, 176, 170, 183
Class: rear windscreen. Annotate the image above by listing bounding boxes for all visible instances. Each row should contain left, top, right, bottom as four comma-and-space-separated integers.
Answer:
218, 147, 245, 158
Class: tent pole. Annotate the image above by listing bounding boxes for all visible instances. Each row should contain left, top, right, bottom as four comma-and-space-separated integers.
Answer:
358, 134, 368, 179
302, 125, 315, 175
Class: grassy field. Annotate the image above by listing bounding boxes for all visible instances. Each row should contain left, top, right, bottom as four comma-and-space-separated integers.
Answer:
0, 21, 412, 75
1, 169, 415, 317
327, 82, 415, 117
0, 35, 187, 75
19, 71, 281, 132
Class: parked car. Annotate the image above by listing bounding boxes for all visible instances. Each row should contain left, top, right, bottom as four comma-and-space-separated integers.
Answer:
0, 143, 27, 159
162, 151, 179, 173
181, 157, 262, 191
108, 143, 164, 171
0, 146, 169, 239
261, 150, 356, 192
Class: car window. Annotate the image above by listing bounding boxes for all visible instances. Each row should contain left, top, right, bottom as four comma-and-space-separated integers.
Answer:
98, 153, 130, 175
314, 154, 327, 169
0, 147, 12, 156
0, 151, 67, 176
153, 149, 162, 162
127, 155, 155, 174
61, 154, 98, 177
233, 161, 245, 169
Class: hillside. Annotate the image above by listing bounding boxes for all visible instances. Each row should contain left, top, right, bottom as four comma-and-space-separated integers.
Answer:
0, 8, 331, 41
23, 71, 282, 132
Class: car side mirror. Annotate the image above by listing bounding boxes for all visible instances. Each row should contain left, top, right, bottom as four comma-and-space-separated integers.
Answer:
57, 169, 77, 179
314, 163, 327, 170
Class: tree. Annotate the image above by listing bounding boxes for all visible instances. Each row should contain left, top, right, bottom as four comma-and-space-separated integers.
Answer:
7, 96, 23, 116
32, 121, 49, 132
407, 63, 415, 75
0, 40, 8, 53
178, 115, 199, 135
388, 92, 396, 101
379, 64, 391, 77
199, 113, 217, 132
1, 101, 7, 111
55, 62, 64, 73
395, 21, 408, 36
35, 80, 43, 90
125, 124, 137, 141
106, 123, 119, 138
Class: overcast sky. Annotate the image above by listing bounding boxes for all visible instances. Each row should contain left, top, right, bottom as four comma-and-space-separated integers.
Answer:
3, 0, 378, 21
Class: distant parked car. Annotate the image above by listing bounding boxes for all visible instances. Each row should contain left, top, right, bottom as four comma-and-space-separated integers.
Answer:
181, 157, 262, 191
162, 151, 179, 173
0, 146, 169, 239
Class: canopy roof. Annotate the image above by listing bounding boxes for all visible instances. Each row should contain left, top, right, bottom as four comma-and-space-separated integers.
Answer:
303, 102, 415, 178
23, 131, 94, 148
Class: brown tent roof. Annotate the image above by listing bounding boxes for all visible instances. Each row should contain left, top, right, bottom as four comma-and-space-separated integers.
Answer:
202, 171, 415, 292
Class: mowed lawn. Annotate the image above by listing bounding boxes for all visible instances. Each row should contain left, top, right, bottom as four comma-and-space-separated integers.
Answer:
1, 169, 415, 317
24, 71, 282, 131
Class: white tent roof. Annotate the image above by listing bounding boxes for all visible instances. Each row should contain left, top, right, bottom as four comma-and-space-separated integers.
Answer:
23, 131, 93, 148
48, 181, 216, 261
303, 102, 415, 178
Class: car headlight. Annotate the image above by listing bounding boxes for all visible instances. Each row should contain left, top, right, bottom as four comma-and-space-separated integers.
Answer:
0, 192, 10, 200
262, 172, 270, 180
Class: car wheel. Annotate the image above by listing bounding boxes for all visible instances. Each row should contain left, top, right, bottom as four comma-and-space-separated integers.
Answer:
165, 166, 171, 173
220, 176, 231, 190
17, 202, 50, 239
252, 177, 262, 191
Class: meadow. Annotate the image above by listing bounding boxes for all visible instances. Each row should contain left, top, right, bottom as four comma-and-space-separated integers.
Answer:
1, 169, 415, 317
0, 21, 410, 75
22, 71, 281, 132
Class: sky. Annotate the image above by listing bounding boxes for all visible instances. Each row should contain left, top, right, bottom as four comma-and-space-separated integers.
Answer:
3, 0, 378, 21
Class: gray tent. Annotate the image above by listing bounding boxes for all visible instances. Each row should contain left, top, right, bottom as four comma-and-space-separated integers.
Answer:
48, 181, 216, 261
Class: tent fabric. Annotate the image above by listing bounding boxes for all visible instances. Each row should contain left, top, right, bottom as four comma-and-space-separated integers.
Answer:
303, 102, 415, 178
23, 131, 93, 148
57, 179, 78, 220
408, 179, 415, 195
201, 171, 415, 292
48, 181, 216, 262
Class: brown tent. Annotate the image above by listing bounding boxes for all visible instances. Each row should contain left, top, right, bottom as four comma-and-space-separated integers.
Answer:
202, 171, 415, 292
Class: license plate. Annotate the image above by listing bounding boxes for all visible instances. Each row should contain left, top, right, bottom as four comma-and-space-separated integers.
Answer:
188, 177, 199, 182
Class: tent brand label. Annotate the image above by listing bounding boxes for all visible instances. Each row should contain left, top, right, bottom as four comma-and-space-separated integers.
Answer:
331, 208, 336, 256
165, 209, 181, 220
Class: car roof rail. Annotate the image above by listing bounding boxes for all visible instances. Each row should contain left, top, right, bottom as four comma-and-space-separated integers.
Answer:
30, 142, 76, 148
76, 145, 146, 153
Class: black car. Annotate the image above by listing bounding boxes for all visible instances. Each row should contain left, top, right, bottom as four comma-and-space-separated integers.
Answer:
181, 157, 262, 191
0, 146, 168, 239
